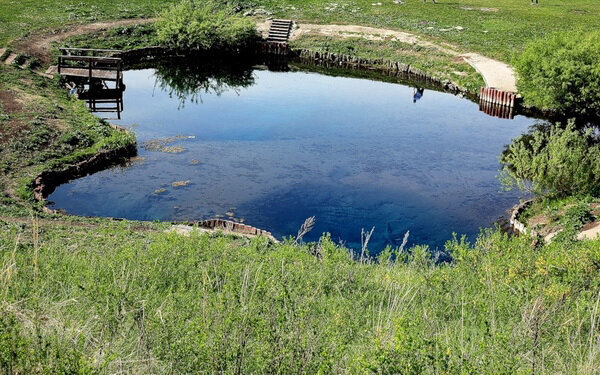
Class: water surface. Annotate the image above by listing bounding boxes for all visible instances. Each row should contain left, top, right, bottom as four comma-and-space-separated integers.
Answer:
49, 62, 534, 251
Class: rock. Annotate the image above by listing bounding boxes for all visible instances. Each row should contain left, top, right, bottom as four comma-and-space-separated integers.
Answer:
172, 180, 191, 188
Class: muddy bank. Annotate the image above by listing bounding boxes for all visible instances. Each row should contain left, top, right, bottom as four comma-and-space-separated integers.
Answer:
33, 140, 137, 204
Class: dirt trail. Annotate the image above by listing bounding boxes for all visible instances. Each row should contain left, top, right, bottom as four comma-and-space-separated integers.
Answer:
15, 17, 517, 92
14, 18, 157, 64
284, 22, 518, 92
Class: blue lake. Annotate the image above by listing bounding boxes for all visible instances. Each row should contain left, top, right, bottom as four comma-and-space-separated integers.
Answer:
49, 62, 535, 251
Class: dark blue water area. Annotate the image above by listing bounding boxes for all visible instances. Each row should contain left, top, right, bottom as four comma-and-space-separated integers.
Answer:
48, 65, 535, 252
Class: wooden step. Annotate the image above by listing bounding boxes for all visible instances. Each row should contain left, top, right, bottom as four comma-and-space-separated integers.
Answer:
0, 48, 6, 61
4, 53, 17, 65
270, 26, 291, 32
267, 19, 293, 43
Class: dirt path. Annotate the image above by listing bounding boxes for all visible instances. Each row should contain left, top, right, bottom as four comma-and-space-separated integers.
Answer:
13, 18, 157, 64
14, 17, 517, 92
284, 22, 518, 92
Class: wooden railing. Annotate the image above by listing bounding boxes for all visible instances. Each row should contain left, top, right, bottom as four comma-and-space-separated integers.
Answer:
57, 54, 123, 86
59, 47, 123, 57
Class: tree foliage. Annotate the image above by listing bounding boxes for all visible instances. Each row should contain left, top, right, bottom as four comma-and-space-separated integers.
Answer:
514, 31, 600, 116
155, 0, 258, 52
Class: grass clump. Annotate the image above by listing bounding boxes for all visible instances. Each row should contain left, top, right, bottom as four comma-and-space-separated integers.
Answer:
155, 0, 258, 53
514, 31, 600, 116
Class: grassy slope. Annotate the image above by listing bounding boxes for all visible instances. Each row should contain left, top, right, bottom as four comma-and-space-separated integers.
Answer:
0, 64, 135, 212
2, 0, 600, 61
1, 219, 599, 373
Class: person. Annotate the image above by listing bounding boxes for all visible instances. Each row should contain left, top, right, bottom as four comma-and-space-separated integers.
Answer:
531, 0, 539, 3
413, 87, 424, 103
423, 0, 437, 3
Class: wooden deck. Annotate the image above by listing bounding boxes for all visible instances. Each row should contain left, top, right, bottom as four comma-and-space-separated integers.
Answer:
49, 51, 124, 85
46, 65, 122, 81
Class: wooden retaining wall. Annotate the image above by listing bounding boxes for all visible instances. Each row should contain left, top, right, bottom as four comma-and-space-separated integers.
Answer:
177, 219, 276, 241
509, 199, 538, 237
480, 87, 516, 108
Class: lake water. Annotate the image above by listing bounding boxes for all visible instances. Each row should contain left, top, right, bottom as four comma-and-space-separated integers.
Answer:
49, 61, 535, 251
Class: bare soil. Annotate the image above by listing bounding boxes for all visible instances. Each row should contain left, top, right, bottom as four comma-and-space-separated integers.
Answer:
0, 89, 28, 145
13, 18, 156, 64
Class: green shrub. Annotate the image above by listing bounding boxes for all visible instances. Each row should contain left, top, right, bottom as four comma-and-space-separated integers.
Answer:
562, 202, 593, 230
500, 121, 600, 197
514, 31, 600, 116
155, 0, 257, 52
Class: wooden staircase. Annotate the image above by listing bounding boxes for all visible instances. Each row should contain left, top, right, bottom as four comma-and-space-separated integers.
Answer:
267, 19, 293, 43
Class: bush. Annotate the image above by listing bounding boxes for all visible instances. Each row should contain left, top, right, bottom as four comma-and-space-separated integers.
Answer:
500, 121, 600, 197
155, 0, 258, 52
514, 31, 600, 116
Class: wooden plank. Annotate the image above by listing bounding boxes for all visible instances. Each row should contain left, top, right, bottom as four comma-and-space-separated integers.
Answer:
58, 67, 121, 80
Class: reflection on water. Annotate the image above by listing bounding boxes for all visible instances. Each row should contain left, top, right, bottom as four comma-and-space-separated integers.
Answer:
51, 59, 537, 252
79, 84, 125, 120
153, 60, 256, 106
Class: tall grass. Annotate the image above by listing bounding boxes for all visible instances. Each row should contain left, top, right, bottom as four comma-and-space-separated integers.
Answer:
0, 220, 599, 373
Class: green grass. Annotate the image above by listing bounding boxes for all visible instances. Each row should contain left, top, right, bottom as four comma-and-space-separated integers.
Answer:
0, 64, 135, 209
291, 35, 484, 91
1, 219, 599, 373
2, 0, 600, 62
